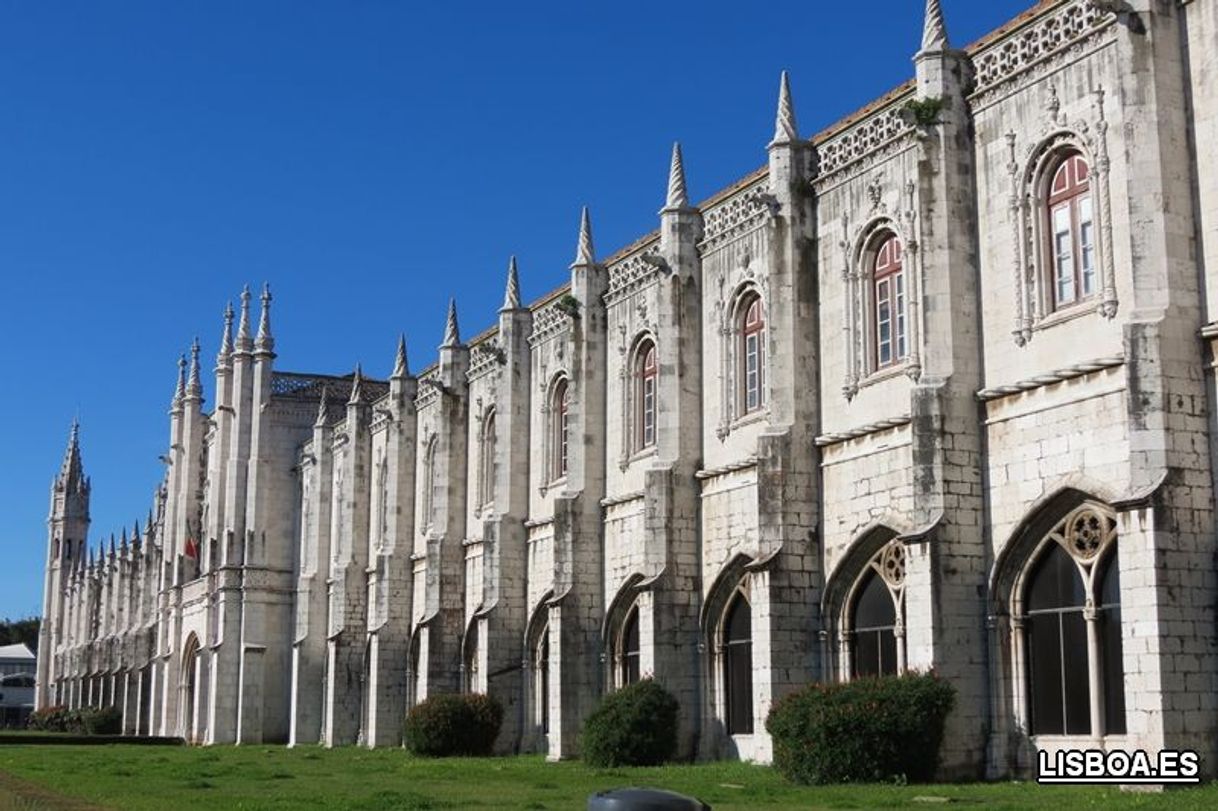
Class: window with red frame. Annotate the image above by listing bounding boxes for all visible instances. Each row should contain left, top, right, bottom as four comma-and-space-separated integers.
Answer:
637, 342, 657, 451
552, 380, 569, 480
873, 234, 907, 369
741, 296, 765, 414
1047, 152, 1095, 309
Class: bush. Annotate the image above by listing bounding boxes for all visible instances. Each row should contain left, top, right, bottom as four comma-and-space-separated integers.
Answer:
403, 693, 503, 757
28, 705, 70, 732
27, 705, 123, 735
581, 679, 679, 767
79, 706, 123, 735
766, 672, 955, 785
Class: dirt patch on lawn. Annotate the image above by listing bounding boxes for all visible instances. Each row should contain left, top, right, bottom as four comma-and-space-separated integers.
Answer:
0, 770, 109, 811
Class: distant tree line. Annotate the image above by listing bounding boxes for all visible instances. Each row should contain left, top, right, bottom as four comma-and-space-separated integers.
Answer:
0, 617, 40, 652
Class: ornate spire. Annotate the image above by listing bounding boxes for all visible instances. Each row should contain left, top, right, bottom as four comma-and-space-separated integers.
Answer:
120, 527, 128, 552
133, 520, 141, 546
236, 285, 253, 351
392, 334, 409, 379
664, 142, 689, 210
57, 418, 85, 492
186, 337, 203, 398
315, 385, 330, 426
502, 256, 522, 311
442, 298, 461, 347
572, 206, 595, 267
921, 0, 949, 52
255, 282, 274, 353
772, 71, 799, 145
217, 301, 234, 366
108, 534, 116, 558
173, 354, 187, 407
348, 365, 363, 405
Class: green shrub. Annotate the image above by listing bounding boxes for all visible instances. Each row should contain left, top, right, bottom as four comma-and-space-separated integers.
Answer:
27, 705, 123, 735
79, 706, 123, 735
581, 679, 679, 767
28, 705, 70, 732
766, 672, 955, 785
403, 693, 503, 757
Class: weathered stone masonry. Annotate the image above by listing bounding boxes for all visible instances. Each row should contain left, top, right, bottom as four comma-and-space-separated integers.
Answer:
37, 0, 1218, 778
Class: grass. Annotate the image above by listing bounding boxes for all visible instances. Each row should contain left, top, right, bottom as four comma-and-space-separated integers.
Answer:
0, 746, 1217, 810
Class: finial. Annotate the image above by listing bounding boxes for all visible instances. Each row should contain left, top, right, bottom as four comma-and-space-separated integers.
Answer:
108, 534, 116, 557
255, 282, 274, 352
120, 527, 128, 550
348, 365, 363, 405
133, 520, 141, 544
218, 301, 235, 365
69, 416, 80, 448
186, 337, 203, 397
442, 298, 461, 347
392, 334, 409, 379
502, 256, 522, 311
573, 206, 596, 267
772, 71, 799, 145
921, 0, 949, 52
236, 285, 253, 350
664, 142, 690, 210
315, 384, 329, 426
173, 354, 187, 405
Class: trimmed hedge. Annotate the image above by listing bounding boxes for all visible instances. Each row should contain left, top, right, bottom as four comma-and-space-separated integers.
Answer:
765, 672, 955, 785
27, 705, 123, 735
581, 679, 679, 767
403, 693, 503, 757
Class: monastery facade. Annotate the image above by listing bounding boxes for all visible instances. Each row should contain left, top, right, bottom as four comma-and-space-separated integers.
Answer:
36, 0, 1218, 778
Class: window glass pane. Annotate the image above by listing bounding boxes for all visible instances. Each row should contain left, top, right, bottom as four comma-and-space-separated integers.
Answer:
1026, 543, 1085, 611
1054, 208, 1075, 304
1026, 613, 1064, 735
724, 595, 753, 734
1062, 610, 1091, 735
853, 569, 895, 631
623, 610, 641, 686
1098, 552, 1126, 734
895, 272, 907, 360
1079, 196, 1095, 296
854, 630, 879, 678
880, 628, 898, 677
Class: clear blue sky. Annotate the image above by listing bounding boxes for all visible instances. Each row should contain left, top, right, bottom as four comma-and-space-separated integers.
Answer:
0, 0, 1032, 619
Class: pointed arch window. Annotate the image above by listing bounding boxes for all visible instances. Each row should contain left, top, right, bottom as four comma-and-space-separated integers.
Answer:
420, 435, 438, 531
550, 380, 569, 482
619, 605, 641, 687
636, 342, 657, 452
722, 592, 753, 735
1018, 505, 1124, 737
872, 234, 907, 369
534, 624, 550, 735
740, 296, 765, 415
846, 541, 906, 678
1046, 152, 1095, 310
480, 409, 497, 509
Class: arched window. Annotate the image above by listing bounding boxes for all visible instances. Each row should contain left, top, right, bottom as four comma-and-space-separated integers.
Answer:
851, 569, 898, 678
846, 541, 905, 679
1020, 505, 1124, 736
723, 592, 753, 735
636, 342, 657, 451
535, 625, 550, 734
463, 620, 479, 694
740, 296, 765, 414
1046, 152, 1094, 310
550, 380, 569, 481
480, 410, 496, 509
619, 606, 641, 687
872, 234, 907, 369
420, 435, 438, 530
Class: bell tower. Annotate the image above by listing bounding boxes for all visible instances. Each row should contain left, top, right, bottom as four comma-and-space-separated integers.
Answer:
36, 419, 91, 708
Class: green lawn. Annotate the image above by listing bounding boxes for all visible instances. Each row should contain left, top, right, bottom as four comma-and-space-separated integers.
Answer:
1, 746, 1217, 810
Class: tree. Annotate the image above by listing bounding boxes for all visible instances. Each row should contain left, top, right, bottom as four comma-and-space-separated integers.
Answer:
0, 617, 41, 652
